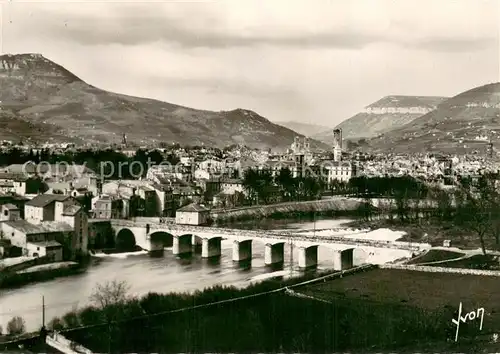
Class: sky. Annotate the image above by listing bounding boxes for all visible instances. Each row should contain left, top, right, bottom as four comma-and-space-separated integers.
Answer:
0, 0, 499, 127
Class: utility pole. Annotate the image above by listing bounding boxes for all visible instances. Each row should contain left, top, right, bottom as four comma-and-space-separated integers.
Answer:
289, 236, 293, 278
42, 296, 45, 328
40, 295, 47, 343
313, 210, 316, 238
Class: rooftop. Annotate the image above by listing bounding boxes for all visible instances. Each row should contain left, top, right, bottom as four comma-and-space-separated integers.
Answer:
2, 203, 19, 210
62, 203, 81, 216
4, 220, 73, 234
0, 172, 28, 182
177, 203, 210, 213
25, 194, 70, 207
28, 240, 62, 248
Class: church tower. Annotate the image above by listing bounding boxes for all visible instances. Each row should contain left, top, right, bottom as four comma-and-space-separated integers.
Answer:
333, 129, 342, 162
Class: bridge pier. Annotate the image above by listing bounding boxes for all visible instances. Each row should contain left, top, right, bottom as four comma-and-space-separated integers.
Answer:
202, 237, 222, 258
232, 240, 252, 262
264, 242, 285, 266
333, 248, 354, 271
173, 235, 192, 256
148, 238, 164, 256
298, 245, 318, 269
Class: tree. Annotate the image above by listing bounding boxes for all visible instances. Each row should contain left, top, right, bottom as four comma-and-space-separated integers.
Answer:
454, 174, 500, 255
275, 167, 294, 201
90, 280, 131, 309
242, 169, 262, 204
7, 316, 26, 336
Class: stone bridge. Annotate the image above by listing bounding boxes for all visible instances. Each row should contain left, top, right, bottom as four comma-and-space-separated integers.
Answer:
107, 219, 423, 270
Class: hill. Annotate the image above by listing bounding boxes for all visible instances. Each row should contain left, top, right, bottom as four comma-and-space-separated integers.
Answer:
313, 95, 447, 144
0, 53, 327, 149
369, 83, 500, 154
276, 121, 332, 137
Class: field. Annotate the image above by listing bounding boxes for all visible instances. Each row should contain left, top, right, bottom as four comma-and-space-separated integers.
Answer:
300, 268, 500, 332
432, 254, 500, 270
406, 249, 465, 264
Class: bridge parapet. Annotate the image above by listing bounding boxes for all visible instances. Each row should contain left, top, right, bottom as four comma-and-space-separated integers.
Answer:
109, 219, 426, 252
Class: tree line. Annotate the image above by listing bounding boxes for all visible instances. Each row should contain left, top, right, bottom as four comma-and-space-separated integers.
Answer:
242, 167, 324, 205
0, 148, 180, 179
8, 278, 478, 352
354, 173, 500, 255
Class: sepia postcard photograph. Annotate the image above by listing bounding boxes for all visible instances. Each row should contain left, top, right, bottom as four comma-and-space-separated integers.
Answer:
0, 0, 499, 352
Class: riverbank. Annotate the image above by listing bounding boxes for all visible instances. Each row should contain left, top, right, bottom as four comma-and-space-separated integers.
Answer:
52, 265, 498, 353
345, 217, 500, 251
0, 258, 92, 289
212, 198, 363, 224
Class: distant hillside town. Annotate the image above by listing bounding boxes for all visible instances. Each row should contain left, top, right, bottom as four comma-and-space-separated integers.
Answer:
0, 127, 500, 268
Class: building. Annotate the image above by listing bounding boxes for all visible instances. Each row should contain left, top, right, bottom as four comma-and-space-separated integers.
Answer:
20, 194, 89, 259
91, 195, 123, 219
26, 240, 63, 261
324, 161, 356, 184
220, 179, 245, 195
0, 172, 28, 195
24, 194, 70, 224
0, 203, 21, 221
175, 203, 210, 225
0, 219, 70, 260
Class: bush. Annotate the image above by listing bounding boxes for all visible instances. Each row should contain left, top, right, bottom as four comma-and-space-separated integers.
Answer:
7, 316, 26, 336
48, 317, 65, 331
63, 311, 81, 328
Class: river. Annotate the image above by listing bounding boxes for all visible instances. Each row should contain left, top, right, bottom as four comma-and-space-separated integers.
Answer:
0, 217, 410, 332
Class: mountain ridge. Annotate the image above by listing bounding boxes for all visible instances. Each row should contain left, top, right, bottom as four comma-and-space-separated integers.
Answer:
275, 121, 332, 137
0, 53, 328, 150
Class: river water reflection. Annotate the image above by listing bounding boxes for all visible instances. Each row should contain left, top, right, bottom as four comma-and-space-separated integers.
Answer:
0, 217, 358, 331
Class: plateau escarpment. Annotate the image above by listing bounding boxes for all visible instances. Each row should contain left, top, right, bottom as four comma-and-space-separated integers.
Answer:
369, 83, 500, 154
314, 95, 447, 144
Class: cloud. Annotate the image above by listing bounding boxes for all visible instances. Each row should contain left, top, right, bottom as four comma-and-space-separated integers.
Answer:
409, 37, 496, 52
15, 6, 379, 49
7, 1, 498, 52
2, 0, 498, 127
147, 76, 298, 99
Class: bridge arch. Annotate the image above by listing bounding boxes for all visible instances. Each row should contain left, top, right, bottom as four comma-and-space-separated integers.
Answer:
352, 247, 370, 265
115, 228, 137, 251
149, 231, 174, 247
191, 235, 203, 249
298, 245, 319, 269
202, 236, 222, 258
173, 234, 193, 255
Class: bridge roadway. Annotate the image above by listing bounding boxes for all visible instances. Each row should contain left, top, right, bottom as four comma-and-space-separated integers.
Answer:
100, 219, 428, 270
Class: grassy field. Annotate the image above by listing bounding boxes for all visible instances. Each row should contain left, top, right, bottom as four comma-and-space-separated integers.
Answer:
431, 254, 500, 270
406, 249, 465, 264
300, 268, 500, 332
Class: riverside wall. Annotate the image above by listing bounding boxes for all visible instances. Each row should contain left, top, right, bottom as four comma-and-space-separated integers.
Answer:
211, 198, 363, 221
380, 263, 500, 276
